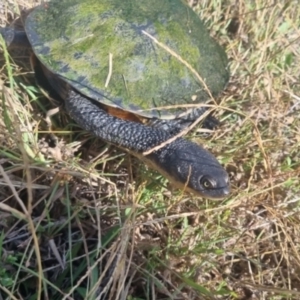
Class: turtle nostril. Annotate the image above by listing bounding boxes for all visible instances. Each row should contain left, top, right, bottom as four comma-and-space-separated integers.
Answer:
223, 187, 230, 196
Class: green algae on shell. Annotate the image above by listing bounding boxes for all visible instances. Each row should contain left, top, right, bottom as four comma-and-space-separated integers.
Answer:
25, 0, 229, 119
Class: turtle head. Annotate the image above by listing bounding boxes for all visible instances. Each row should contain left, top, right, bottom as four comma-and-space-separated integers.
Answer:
150, 138, 230, 199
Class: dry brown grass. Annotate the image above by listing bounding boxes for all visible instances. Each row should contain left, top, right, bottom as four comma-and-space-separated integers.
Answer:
0, 0, 300, 299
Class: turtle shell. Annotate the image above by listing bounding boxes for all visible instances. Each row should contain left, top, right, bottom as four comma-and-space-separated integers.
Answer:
25, 0, 229, 119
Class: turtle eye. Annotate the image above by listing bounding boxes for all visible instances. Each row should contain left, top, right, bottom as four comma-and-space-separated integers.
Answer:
199, 176, 215, 189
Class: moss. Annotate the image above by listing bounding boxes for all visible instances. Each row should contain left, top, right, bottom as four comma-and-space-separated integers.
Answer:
25, 0, 229, 118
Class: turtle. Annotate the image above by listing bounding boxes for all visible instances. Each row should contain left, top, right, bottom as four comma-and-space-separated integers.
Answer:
1, 0, 230, 199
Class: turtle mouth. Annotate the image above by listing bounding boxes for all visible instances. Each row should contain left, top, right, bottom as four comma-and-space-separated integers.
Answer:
196, 185, 230, 200
177, 178, 230, 199
195, 172, 231, 199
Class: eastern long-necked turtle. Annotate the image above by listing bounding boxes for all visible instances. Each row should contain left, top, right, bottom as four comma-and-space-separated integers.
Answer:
1, 0, 230, 199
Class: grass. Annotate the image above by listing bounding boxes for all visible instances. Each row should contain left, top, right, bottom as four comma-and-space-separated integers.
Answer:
0, 0, 300, 299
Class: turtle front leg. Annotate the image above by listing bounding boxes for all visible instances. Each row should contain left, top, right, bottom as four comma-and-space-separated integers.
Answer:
0, 27, 31, 49
149, 107, 220, 136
